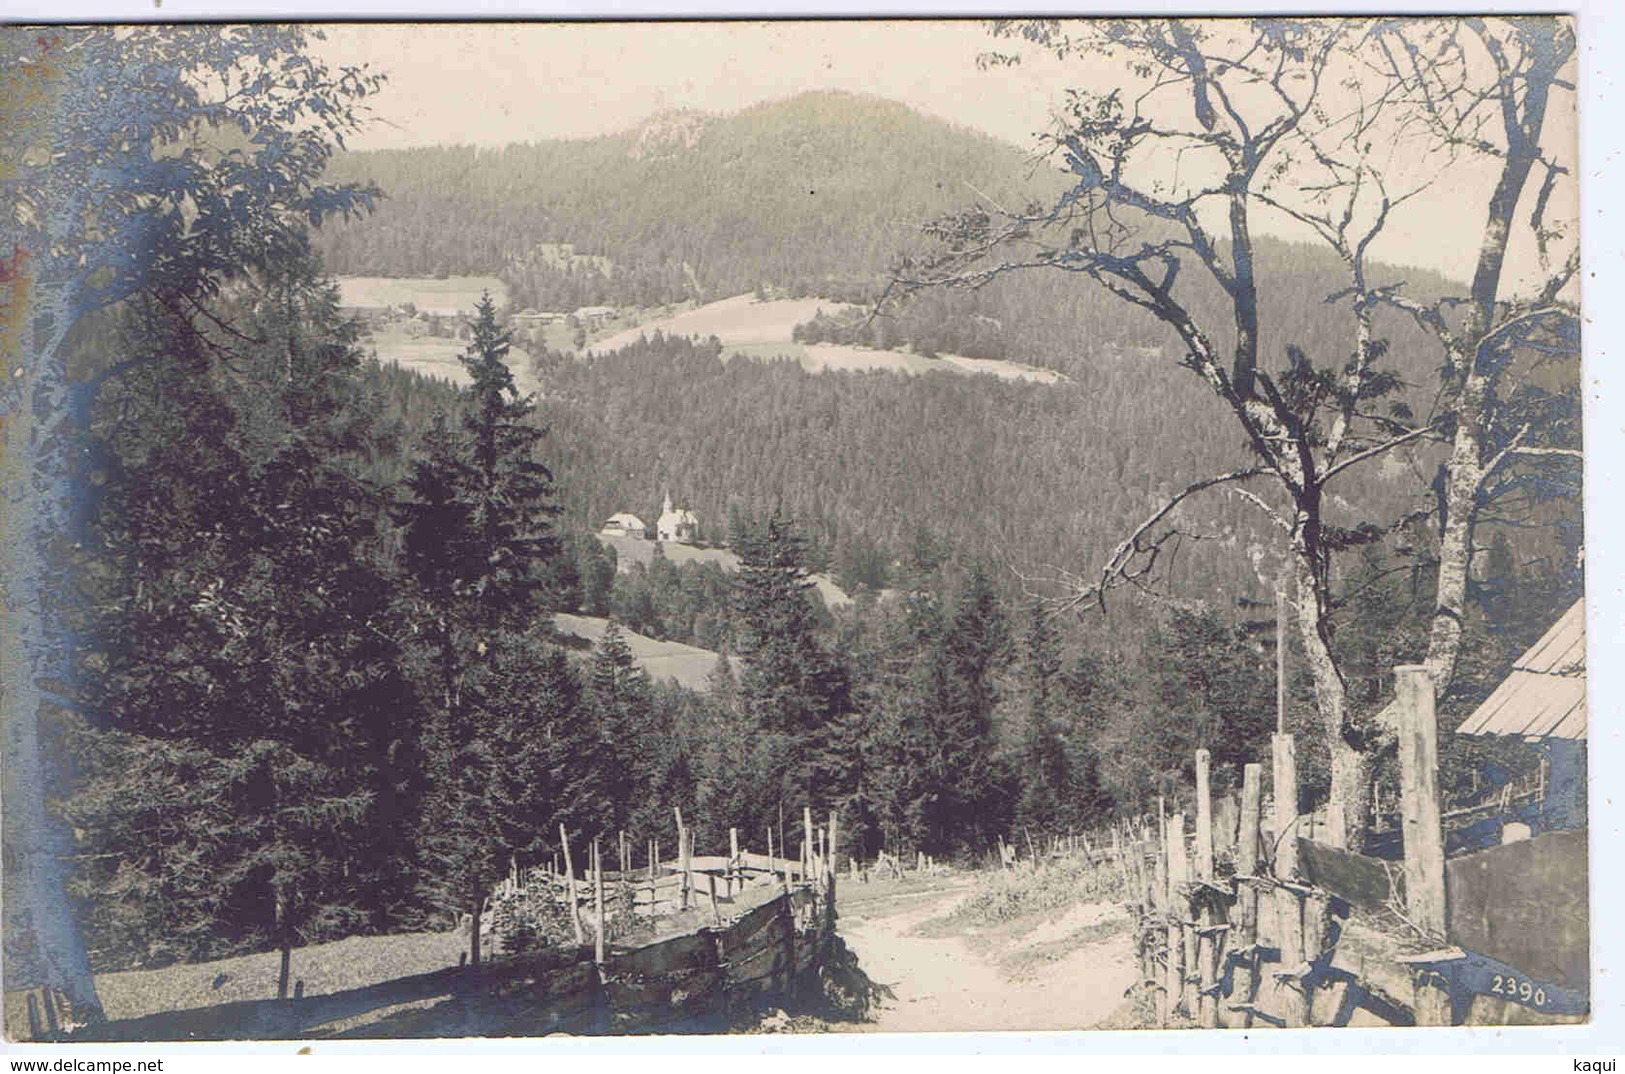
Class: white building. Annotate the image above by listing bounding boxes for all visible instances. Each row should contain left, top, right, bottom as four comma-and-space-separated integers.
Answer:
599, 512, 647, 540
657, 493, 699, 544
573, 305, 618, 327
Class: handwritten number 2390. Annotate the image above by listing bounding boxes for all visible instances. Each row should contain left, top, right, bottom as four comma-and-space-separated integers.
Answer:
1489, 974, 1546, 1006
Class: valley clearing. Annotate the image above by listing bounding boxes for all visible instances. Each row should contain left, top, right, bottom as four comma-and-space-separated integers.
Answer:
833, 874, 1141, 1033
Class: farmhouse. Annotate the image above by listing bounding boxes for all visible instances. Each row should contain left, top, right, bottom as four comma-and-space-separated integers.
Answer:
573, 305, 618, 327
513, 309, 568, 329
1456, 597, 1586, 835
657, 493, 699, 544
599, 512, 647, 540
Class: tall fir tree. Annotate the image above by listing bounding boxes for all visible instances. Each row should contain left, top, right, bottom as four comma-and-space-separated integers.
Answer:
731, 510, 850, 821
1016, 599, 1069, 834
932, 564, 1012, 849
396, 293, 565, 965
75, 264, 406, 993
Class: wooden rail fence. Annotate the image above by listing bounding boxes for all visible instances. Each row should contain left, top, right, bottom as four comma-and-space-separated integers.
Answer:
1122, 664, 1587, 1030
51, 809, 851, 1041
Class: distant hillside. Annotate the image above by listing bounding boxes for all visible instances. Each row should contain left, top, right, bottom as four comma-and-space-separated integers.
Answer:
529, 333, 1433, 611
321, 90, 1460, 386
329, 91, 1482, 612
318, 91, 1043, 310
592, 293, 1065, 384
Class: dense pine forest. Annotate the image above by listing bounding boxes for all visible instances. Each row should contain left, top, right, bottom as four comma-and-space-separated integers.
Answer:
4, 23, 1581, 1015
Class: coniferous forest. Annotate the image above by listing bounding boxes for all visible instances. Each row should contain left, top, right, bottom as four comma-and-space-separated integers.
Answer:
2, 19, 1582, 1022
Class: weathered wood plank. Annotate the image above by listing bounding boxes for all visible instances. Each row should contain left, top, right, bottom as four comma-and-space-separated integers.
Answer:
723, 940, 792, 985
1297, 838, 1392, 917
609, 931, 718, 977
722, 894, 786, 945
1446, 829, 1588, 990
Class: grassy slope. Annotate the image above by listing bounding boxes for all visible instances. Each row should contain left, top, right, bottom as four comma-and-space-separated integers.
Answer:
360, 322, 542, 397
553, 612, 729, 691
592, 294, 1066, 385
3, 927, 467, 1035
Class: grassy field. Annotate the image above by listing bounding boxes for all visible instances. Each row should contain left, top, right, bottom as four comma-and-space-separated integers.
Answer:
591, 293, 1066, 385
553, 612, 729, 691
3, 927, 467, 1036
336, 275, 508, 315
593, 294, 838, 352
361, 324, 541, 397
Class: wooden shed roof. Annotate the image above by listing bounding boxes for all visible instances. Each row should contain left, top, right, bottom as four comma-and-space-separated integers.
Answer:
1456, 598, 1586, 740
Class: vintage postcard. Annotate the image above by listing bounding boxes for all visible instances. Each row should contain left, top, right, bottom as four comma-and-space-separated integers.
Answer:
0, 16, 1587, 1043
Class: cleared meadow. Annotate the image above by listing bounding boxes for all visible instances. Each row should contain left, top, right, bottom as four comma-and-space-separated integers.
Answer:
337, 275, 508, 315
360, 323, 541, 398
592, 294, 1066, 385
553, 612, 729, 691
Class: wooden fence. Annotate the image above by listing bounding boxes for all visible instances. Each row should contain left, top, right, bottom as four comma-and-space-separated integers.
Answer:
52, 810, 850, 1041
1127, 665, 1587, 1030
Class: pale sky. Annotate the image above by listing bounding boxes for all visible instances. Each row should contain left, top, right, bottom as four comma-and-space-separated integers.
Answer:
316, 20, 1580, 288
320, 22, 1074, 150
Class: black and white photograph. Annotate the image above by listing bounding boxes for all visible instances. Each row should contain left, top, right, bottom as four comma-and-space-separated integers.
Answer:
0, 13, 1597, 1044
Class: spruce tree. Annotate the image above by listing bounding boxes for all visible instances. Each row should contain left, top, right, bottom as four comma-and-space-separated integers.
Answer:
396, 293, 565, 965
76, 265, 404, 991
933, 564, 1012, 849
732, 510, 850, 823
1016, 599, 1069, 834
580, 621, 651, 832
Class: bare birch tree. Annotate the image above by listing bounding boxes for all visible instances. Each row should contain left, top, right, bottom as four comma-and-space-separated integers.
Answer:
892, 16, 1578, 850
1364, 18, 1580, 693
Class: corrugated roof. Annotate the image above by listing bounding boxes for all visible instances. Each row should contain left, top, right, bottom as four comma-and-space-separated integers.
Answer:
1456, 598, 1586, 740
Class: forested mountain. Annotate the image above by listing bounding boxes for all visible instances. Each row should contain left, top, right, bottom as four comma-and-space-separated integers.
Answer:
317, 92, 1042, 309
318, 90, 1462, 388
318, 67, 1568, 675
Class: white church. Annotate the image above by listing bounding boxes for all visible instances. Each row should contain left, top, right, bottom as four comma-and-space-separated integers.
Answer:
598, 492, 698, 545
656, 493, 699, 544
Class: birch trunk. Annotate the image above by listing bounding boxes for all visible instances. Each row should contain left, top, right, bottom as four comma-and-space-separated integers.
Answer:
1, 286, 107, 1025
1423, 21, 1563, 694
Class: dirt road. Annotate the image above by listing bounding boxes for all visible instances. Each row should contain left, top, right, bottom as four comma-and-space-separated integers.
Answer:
835, 878, 1140, 1034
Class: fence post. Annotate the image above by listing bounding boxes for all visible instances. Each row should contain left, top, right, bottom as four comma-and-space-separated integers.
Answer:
1271, 733, 1299, 879
729, 827, 740, 898
1235, 761, 1263, 1028
1165, 812, 1190, 1020
1396, 664, 1450, 1026
687, 829, 697, 907
1193, 749, 1221, 1027
592, 837, 607, 965
1153, 815, 1170, 1026
804, 807, 816, 886
1195, 749, 1214, 879
1271, 733, 1309, 1027
826, 809, 841, 965
672, 807, 688, 910
560, 824, 585, 945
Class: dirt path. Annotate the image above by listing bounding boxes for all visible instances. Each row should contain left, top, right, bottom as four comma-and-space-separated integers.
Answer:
836, 879, 1140, 1034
